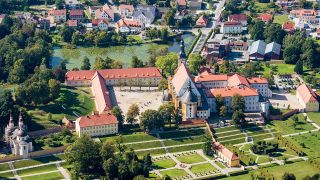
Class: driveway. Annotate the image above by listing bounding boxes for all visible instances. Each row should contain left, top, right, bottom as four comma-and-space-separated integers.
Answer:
269, 93, 303, 110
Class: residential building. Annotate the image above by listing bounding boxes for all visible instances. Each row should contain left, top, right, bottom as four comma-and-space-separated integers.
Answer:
176, 0, 187, 10
189, 0, 202, 11
118, 4, 134, 19
196, 15, 208, 27
75, 113, 118, 137
65, 0, 82, 9
213, 142, 240, 167
69, 9, 84, 20
5, 113, 33, 158
203, 34, 230, 62
282, 21, 295, 32
296, 84, 319, 112
89, 6, 101, 16
257, 13, 273, 23
290, 9, 318, 24
276, 0, 296, 8
220, 21, 242, 34
67, 19, 78, 27
132, 5, 156, 26
248, 40, 281, 60
92, 19, 108, 30
115, 19, 144, 33
228, 14, 247, 26
48, 9, 67, 23
95, 7, 114, 21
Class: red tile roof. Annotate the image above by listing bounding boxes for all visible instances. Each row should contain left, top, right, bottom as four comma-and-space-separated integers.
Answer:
68, 20, 78, 27
228, 14, 247, 22
257, 14, 273, 22
116, 19, 142, 28
223, 21, 242, 26
196, 15, 208, 27
297, 84, 318, 103
213, 142, 239, 161
119, 4, 134, 12
247, 77, 268, 84
176, 0, 187, 6
70, 9, 83, 16
78, 113, 118, 128
66, 67, 162, 81
195, 74, 228, 82
206, 86, 258, 98
91, 71, 112, 113
92, 19, 108, 26
48, 9, 67, 16
228, 74, 250, 87
282, 21, 295, 32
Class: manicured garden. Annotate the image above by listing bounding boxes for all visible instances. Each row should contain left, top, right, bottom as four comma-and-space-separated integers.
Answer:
100, 132, 158, 143
167, 143, 203, 153
126, 141, 162, 150
190, 163, 217, 174
160, 169, 189, 178
22, 172, 64, 180
17, 164, 58, 176
159, 129, 205, 139
273, 15, 289, 24
258, 63, 295, 76
0, 171, 14, 179
0, 163, 10, 171
307, 112, 320, 126
176, 154, 206, 164
163, 135, 205, 146
153, 158, 176, 169
13, 155, 64, 169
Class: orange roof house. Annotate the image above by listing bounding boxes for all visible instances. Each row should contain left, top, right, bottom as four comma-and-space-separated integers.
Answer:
227, 74, 250, 87
282, 21, 295, 32
91, 72, 112, 114
206, 86, 259, 98
77, 113, 118, 128
257, 13, 273, 22
67, 20, 78, 27
213, 142, 240, 167
296, 84, 319, 112
196, 15, 208, 27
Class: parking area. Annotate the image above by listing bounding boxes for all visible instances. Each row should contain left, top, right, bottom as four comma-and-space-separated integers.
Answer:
269, 93, 303, 110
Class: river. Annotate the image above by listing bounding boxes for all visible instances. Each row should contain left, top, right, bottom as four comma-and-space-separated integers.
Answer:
51, 33, 195, 69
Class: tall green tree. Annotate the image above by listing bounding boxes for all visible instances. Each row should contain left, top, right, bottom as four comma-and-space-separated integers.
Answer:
139, 109, 164, 131
264, 23, 286, 44
81, 57, 91, 70
156, 53, 178, 77
131, 56, 144, 68
111, 106, 124, 129
188, 53, 206, 74
249, 20, 265, 40
231, 94, 245, 112
294, 59, 303, 74
8, 59, 26, 83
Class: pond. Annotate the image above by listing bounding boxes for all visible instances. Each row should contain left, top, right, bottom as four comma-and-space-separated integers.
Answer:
51, 33, 195, 69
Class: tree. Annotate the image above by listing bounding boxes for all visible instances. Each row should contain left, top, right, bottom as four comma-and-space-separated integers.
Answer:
231, 94, 245, 112
232, 110, 245, 126
103, 158, 118, 179
71, 31, 82, 45
220, 106, 227, 118
147, 79, 152, 90
188, 54, 206, 74
156, 53, 178, 77
111, 60, 123, 69
131, 56, 144, 68
158, 102, 175, 127
111, 106, 124, 129
139, 109, 163, 131
94, 57, 114, 70
60, 26, 75, 43
0, 91, 15, 129
81, 57, 91, 70
127, 104, 140, 124
215, 94, 225, 113
164, 9, 175, 26
294, 59, 303, 74
283, 45, 301, 64
55, 0, 64, 9
264, 23, 286, 44
249, 20, 265, 40
158, 78, 168, 91
48, 79, 60, 100
8, 59, 26, 83
282, 173, 296, 180
65, 135, 102, 178
100, 141, 115, 161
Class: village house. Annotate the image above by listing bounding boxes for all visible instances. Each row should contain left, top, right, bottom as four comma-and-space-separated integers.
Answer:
67, 19, 78, 27
213, 142, 240, 167
95, 7, 115, 22
118, 4, 134, 19
290, 9, 318, 24
48, 9, 67, 23
196, 15, 208, 27
228, 13, 247, 26
203, 34, 230, 60
282, 21, 295, 33
132, 5, 156, 27
296, 84, 319, 112
65, 0, 82, 9
69, 9, 84, 20
275, 0, 296, 8
257, 13, 273, 23
220, 21, 243, 34
92, 19, 108, 30
115, 19, 144, 33
248, 40, 281, 60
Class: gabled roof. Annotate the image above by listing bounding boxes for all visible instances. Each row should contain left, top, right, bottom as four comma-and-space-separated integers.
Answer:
92, 19, 108, 26
115, 19, 142, 28
228, 74, 250, 87
213, 142, 239, 161
249, 40, 266, 55
206, 86, 258, 98
67, 20, 78, 27
195, 74, 228, 82
176, 0, 187, 6
77, 113, 118, 128
223, 21, 242, 26
297, 84, 318, 103
265, 42, 281, 55
258, 13, 273, 22
282, 21, 295, 32
70, 9, 83, 16
91, 71, 112, 113
247, 77, 268, 84
228, 14, 247, 22
196, 15, 208, 26
119, 4, 134, 12
48, 9, 67, 16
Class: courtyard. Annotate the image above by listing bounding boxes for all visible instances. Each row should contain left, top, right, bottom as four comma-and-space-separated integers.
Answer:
109, 86, 163, 121
269, 93, 303, 110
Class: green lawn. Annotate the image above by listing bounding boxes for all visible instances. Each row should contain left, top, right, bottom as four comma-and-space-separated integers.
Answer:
307, 112, 320, 126
27, 86, 95, 131
100, 132, 158, 143
153, 159, 176, 169
273, 15, 289, 24
257, 156, 271, 164
214, 126, 238, 133
163, 135, 205, 146
17, 165, 57, 176
176, 154, 206, 164
22, 172, 64, 180
160, 169, 188, 178
0, 171, 14, 179
221, 138, 246, 145
135, 148, 166, 157
167, 143, 203, 153
254, 2, 272, 12
126, 141, 162, 150
190, 163, 217, 174
259, 63, 295, 76
13, 155, 64, 168
0, 163, 10, 172
288, 131, 320, 158
216, 130, 242, 137
214, 161, 226, 169
218, 134, 246, 141
159, 129, 205, 139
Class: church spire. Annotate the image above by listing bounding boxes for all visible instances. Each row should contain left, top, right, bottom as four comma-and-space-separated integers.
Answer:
179, 37, 186, 60
8, 111, 14, 128
18, 111, 23, 129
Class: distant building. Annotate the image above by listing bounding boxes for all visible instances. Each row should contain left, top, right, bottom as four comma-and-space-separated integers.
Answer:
203, 34, 230, 60
67, 19, 78, 27
5, 113, 33, 158
48, 9, 67, 23
196, 15, 208, 27
118, 4, 134, 19
220, 21, 243, 34
132, 5, 156, 27
65, 0, 82, 9
248, 40, 281, 60
95, 7, 114, 22
296, 84, 319, 112
189, 0, 202, 11
228, 14, 247, 26
276, 0, 296, 8
213, 142, 240, 167
92, 19, 108, 30
282, 21, 295, 33
69, 9, 84, 20
115, 19, 144, 33
290, 9, 318, 24
257, 13, 273, 23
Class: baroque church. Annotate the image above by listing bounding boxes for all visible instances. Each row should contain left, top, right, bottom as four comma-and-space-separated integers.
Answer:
4, 113, 33, 157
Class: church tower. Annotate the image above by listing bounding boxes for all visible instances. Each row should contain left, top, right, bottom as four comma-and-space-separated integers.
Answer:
5, 112, 14, 143
178, 37, 187, 67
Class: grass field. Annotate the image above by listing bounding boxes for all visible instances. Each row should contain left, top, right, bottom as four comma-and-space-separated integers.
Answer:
27, 86, 95, 131
17, 165, 57, 176
222, 160, 320, 179
22, 172, 64, 180
0, 171, 14, 179
101, 132, 158, 143
167, 143, 203, 153
288, 131, 320, 158
153, 159, 176, 169
160, 169, 188, 178
190, 163, 217, 174
215, 161, 226, 169
126, 141, 162, 150
176, 154, 206, 164
0, 163, 10, 172
214, 126, 238, 133
273, 15, 289, 24
159, 129, 205, 139
135, 148, 167, 157
259, 63, 295, 76
13, 155, 64, 169
307, 112, 320, 126
163, 135, 205, 146
221, 138, 246, 145
254, 2, 272, 12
